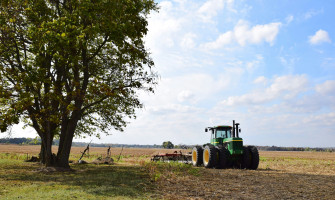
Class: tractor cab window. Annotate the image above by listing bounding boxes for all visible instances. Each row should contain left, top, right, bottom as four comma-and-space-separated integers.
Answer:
216, 129, 232, 138
226, 130, 231, 138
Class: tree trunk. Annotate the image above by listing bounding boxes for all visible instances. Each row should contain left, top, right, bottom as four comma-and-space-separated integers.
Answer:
56, 117, 79, 168
56, 135, 73, 168
39, 142, 46, 164
41, 132, 55, 167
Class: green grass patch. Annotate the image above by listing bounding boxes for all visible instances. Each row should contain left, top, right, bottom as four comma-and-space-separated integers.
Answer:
143, 161, 201, 182
0, 159, 156, 200
0, 153, 30, 161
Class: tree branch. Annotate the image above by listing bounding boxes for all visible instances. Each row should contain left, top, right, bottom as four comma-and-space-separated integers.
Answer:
87, 36, 109, 62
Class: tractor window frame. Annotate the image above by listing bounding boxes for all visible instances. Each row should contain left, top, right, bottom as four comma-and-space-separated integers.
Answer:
210, 129, 214, 141
215, 128, 232, 139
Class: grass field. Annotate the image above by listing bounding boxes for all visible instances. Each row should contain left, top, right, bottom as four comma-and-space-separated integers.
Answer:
0, 144, 334, 199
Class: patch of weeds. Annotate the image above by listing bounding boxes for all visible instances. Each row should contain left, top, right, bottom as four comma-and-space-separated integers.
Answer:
153, 172, 162, 182
259, 157, 268, 162
142, 161, 201, 182
265, 164, 271, 170
115, 155, 124, 162
188, 167, 200, 176
139, 155, 149, 159
0, 153, 28, 161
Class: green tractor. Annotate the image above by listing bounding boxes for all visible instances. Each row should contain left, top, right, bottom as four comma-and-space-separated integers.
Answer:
192, 120, 259, 169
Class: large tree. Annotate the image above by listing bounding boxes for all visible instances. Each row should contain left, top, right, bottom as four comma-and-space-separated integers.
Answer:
0, 0, 157, 168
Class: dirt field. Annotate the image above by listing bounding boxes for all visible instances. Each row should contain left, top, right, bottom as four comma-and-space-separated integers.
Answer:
0, 144, 185, 157
0, 144, 334, 199
153, 151, 335, 199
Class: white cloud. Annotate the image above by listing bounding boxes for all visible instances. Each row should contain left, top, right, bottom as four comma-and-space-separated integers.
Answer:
279, 56, 299, 74
198, 0, 224, 15
178, 90, 195, 102
253, 76, 267, 84
308, 30, 332, 45
266, 75, 309, 99
315, 80, 335, 95
204, 31, 234, 49
142, 73, 232, 107
146, 1, 184, 52
235, 20, 282, 46
302, 112, 335, 127
246, 55, 263, 72
285, 15, 294, 24
304, 9, 324, 20
198, 0, 234, 21
221, 74, 309, 106
180, 33, 197, 49
203, 20, 282, 49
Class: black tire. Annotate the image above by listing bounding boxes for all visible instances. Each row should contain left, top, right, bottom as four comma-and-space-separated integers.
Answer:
248, 146, 259, 170
218, 147, 231, 169
203, 145, 217, 168
192, 146, 203, 166
242, 146, 251, 169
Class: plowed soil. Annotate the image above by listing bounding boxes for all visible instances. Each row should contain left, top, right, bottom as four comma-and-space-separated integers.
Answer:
153, 151, 335, 199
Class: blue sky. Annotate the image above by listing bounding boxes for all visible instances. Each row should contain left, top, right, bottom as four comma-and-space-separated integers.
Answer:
7, 0, 335, 147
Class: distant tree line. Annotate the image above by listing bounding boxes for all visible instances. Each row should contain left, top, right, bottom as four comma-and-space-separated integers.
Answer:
0, 137, 41, 145
71, 142, 163, 149
255, 145, 335, 152
0, 138, 334, 152
0, 138, 163, 148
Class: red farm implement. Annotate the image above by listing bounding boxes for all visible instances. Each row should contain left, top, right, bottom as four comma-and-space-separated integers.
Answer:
151, 151, 192, 163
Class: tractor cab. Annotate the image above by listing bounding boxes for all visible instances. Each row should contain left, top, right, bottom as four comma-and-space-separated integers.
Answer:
205, 125, 232, 145
205, 120, 243, 155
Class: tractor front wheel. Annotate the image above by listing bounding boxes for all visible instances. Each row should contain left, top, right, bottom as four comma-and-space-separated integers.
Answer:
192, 146, 203, 166
203, 145, 217, 168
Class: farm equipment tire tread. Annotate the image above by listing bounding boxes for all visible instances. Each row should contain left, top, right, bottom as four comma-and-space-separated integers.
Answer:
218, 147, 230, 169
203, 145, 217, 168
192, 146, 203, 166
242, 146, 251, 169
248, 146, 259, 170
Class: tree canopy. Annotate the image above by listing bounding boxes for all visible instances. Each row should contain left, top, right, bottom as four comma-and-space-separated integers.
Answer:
162, 141, 174, 149
0, 0, 158, 168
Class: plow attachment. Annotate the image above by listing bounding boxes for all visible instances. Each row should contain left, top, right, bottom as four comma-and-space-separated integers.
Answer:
151, 151, 192, 164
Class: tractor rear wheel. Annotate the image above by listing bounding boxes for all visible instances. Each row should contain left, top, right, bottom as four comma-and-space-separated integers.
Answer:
248, 146, 259, 170
203, 145, 217, 168
192, 146, 203, 166
242, 146, 251, 169
218, 147, 230, 169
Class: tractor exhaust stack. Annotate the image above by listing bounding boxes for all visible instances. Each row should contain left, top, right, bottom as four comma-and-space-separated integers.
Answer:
235, 123, 240, 138
232, 120, 235, 137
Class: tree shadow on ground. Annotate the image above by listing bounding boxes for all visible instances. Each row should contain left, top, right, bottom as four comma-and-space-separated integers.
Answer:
0, 162, 155, 199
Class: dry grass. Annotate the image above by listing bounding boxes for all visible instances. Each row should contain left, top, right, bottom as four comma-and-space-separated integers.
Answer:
0, 144, 334, 199
145, 150, 335, 199
259, 151, 335, 176
260, 151, 335, 161
0, 144, 188, 157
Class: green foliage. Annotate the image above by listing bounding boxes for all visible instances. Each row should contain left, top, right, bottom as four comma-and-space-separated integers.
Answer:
0, 0, 158, 166
162, 141, 174, 149
0, 0, 158, 134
